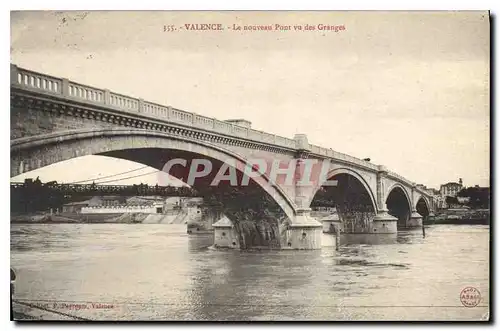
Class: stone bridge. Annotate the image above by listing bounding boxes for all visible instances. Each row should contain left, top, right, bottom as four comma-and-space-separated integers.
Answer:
10, 64, 436, 249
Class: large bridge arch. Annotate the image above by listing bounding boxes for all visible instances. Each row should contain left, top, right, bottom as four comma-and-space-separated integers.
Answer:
11, 128, 297, 221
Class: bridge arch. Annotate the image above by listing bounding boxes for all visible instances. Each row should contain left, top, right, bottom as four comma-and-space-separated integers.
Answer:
385, 183, 412, 228
414, 192, 430, 210
11, 128, 297, 221
307, 167, 377, 213
308, 167, 378, 233
415, 194, 431, 218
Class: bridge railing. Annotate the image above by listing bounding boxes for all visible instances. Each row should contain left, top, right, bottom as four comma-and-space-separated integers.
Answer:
387, 171, 413, 186
142, 101, 169, 120
385, 171, 431, 198
309, 143, 379, 170
14, 68, 62, 95
275, 135, 296, 149
169, 107, 194, 125
193, 113, 215, 131
109, 92, 140, 112
247, 129, 262, 141
11, 66, 382, 170
68, 81, 105, 104
214, 119, 233, 135
232, 124, 248, 138
10, 64, 302, 151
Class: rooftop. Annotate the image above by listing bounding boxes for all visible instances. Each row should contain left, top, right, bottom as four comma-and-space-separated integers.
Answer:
63, 200, 91, 206
441, 182, 462, 187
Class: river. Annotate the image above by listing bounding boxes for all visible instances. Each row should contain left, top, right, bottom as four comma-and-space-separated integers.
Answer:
10, 223, 489, 321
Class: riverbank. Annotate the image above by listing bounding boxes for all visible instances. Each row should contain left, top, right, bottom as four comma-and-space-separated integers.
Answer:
11, 212, 189, 224
427, 218, 489, 225
427, 209, 490, 225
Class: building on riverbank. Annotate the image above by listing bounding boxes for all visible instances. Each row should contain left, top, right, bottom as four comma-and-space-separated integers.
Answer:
61, 200, 91, 213
440, 178, 464, 197
81, 202, 165, 214
63, 196, 205, 215
439, 179, 464, 209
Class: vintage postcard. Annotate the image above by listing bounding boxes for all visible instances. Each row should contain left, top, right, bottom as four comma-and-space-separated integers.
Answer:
10, 10, 490, 321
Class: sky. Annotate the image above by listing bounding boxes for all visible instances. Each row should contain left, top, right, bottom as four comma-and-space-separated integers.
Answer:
10, 11, 490, 189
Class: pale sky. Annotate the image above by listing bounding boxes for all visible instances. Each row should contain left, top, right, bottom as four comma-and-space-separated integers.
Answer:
10, 11, 490, 189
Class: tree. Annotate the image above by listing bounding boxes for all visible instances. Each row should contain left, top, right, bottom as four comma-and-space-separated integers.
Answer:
445, 196, 459, 207
458, 187, 490, 209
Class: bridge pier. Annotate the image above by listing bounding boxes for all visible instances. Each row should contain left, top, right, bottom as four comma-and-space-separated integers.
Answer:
321, 208, 342, 233
283, 134, 322, 250
212, 217, 240, 249
212, 210, 323, 250
407, 211, 423, 228
408, 185, 424, 228
187, 205, 217, 234
373, 166, 398, 234
285, 208, 322, 250
371, 210, 398, 234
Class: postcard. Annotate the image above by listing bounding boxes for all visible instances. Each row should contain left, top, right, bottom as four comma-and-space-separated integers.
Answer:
10, 10, 490, 321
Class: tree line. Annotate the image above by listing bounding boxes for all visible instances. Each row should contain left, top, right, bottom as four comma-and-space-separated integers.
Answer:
453, 186, 490, 209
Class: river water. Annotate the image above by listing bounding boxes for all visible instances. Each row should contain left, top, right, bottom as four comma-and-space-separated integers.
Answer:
10, 223, 489, 321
